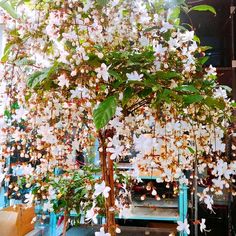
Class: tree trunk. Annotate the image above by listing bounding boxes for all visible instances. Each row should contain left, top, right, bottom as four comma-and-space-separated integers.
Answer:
99, 130, 116, 236
62, 209, 69, 236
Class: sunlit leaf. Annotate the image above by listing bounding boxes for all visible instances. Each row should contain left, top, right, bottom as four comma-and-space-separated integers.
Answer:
189, 5, 216, 15
183, 94, 203, 105
93, 96, 117, 130
176, 85, 199, 93
0, 0, 18, 18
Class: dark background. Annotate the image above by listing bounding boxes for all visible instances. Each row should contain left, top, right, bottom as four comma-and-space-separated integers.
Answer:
182, 0, 236, 101
183, 1, 236, 235
184, 0, 236, 67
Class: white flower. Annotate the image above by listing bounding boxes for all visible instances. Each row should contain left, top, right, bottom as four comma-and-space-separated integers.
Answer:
160, 21, 173, 33
212, 178, 225, 189
126, 71, 143, 82
200, 218, 206, 232
58, 74, 70, 88
154, 60, 161, 70
108, 117, 123, 128
229, 161, 236, 173
111, 0, 119, 7
70, 70, 77, 76
83, 0, 93, 12
22, 165, 34, 175
134, 134, 154, 155
168, 38, 180, 51
95, 63, 110, 81
70, 87, 83, 99
212, 160, 232, 179
181, 31, 194, 42
72, 139, 80, 151
139, 36, 149, 47
116, 227, 121, 234
13, 106, 28, 121
0, 173, 5, 185
213, 87, 227, 99
107, 145, 124, 160
38, 124, 57, 144
93, 181, 111, 198
85, 207, 98, 224
95, 227, 110, 236
213, 139, 226, 152
24, 192, 34, 205
154, 44, 167, 55
151, 189, 157, 196
70, 86, 89, 99
43, 201, 54, 212
119, 206, 131, 218
48, 186, 57, 200
206, 65, 217, 76
177, 219, 190, 235
200, 194, 214, 211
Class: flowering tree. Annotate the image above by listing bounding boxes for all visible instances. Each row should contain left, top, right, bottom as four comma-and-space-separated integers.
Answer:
0, 0, 235, 236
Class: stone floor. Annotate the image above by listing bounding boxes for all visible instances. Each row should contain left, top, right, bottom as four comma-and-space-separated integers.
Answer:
28, 225, 175, 236
67, 226, 175, 236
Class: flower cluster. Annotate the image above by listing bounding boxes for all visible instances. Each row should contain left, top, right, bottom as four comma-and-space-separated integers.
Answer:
0, 0, 235, 235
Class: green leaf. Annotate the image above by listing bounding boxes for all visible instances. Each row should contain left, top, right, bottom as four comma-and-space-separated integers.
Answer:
175, 85, 199, 93
193, 35, 201, 44
138, 87, 152, 99
152, 84, 162, 92
155, 71, 182, 80
27, 62, 60, 89
4, 109, 11, 118
189, 5, 216, 15
111, 80, 124, 89
27, 69, 49, 89
1, 42, 12, 63
122, 87, 134, 106
198, 56, 209, 65
169, 6, 180, 22
188, 147, 195, 154
0, 0, 18, 18
109, 70, 122, 80
204, 96, 225, 110
96, 0, 108, 7
183, 94, 203, 105
144, 26, 159, 33
94, 44, 103, 51
15, 58, 35, 66
200, 46, 212, 51
87, 54, 101, 67
25, 92, 32, 102
156, 89, 172, 104
11, 102, 19, 109
231, 102, 236, 108
100, 84, 107, 91
93, 96, 117, 130
220, 85, 232, 93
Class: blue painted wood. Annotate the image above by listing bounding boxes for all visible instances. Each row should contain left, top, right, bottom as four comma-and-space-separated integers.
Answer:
179, 184, 184, 222
49, 212, 57, 236
178, 183, 188, 236
0, 187, 5, 208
